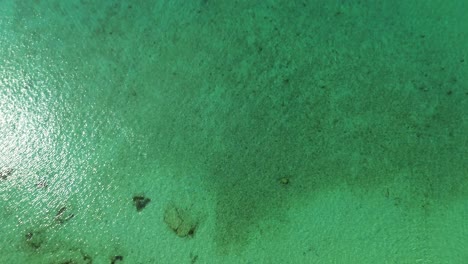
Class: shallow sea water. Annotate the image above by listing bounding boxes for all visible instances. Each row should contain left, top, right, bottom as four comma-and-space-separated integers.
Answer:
1, 1, 467, 263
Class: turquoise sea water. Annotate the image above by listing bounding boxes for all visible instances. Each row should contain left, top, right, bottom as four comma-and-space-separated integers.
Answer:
1, 1, 467, 263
